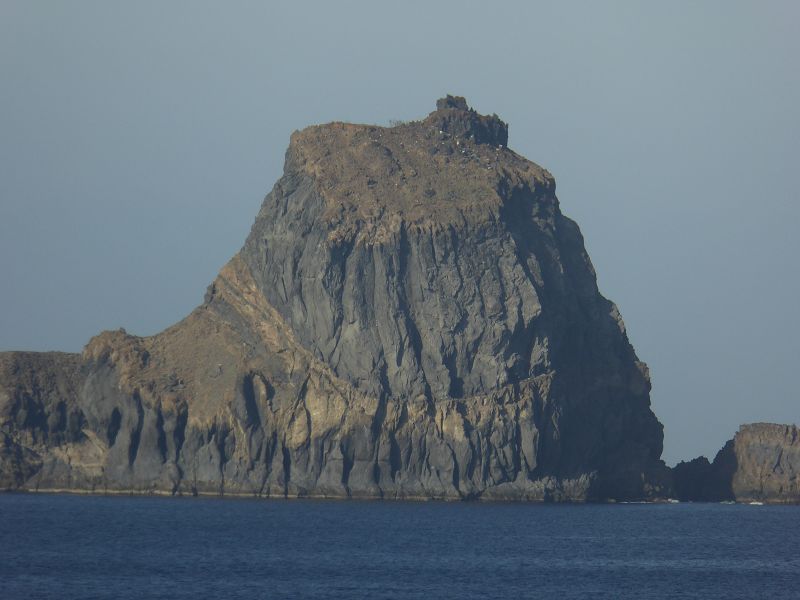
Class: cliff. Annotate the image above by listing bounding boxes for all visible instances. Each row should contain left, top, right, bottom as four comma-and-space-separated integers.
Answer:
0, 96, 671, 501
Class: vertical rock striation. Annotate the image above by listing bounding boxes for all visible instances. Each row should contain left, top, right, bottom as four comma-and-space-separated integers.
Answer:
0, 97, 671, 501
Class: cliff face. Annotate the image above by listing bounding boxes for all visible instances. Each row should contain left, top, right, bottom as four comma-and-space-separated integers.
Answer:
0, 97, 670, 501
730, 423, 800, 502
673, 423, 799, 503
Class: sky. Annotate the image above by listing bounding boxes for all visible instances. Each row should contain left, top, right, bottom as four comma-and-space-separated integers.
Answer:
1, 1, 797, 465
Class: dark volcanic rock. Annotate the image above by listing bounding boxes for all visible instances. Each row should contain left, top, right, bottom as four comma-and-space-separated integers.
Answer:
0, 97, 671, 501
432, 95, 508, 146
672, 442, 735, 502
0, 352, 85, 490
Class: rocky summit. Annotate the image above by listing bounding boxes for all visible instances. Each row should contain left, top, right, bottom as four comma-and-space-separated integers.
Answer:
0, 96, 672, 501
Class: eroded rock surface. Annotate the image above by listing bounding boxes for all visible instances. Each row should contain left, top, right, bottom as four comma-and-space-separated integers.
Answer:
730, 423, 800, 502
0, 97, 671, 501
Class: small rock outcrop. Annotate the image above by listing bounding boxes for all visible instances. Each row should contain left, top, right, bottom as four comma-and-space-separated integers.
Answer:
672, 443, 735, 502
0, 97, 671, 501
674, 423, 799, 503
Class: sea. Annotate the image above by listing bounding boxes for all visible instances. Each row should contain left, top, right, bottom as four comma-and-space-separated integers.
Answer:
0, 493, 798, 599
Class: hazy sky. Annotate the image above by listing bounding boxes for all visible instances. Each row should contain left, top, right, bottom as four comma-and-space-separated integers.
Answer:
1, 1, 797, 465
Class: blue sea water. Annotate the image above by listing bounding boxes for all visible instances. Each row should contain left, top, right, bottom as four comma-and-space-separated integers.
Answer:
0, 494, 798, 599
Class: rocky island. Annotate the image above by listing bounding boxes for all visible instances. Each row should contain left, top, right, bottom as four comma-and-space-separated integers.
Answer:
1, 96, 794, 503
674, 423, 799, 503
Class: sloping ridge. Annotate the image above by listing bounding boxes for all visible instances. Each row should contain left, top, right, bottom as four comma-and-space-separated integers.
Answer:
0, 96, 672, 501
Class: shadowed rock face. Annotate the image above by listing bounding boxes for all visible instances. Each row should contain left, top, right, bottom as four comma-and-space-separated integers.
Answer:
0, 97, 671, 501
672, 442, 736, 502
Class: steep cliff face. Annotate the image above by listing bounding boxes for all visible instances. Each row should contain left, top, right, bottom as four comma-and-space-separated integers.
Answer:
730, 423, 800, 502
0, 97, 670, 501
0, 352, 86, 489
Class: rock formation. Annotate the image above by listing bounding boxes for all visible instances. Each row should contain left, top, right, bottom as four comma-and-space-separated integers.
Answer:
0, 96, 672, 501
674, 423, 799, 503
672, 444, 735, 502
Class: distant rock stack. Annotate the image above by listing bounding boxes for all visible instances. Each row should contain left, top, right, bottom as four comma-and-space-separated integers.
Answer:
674, 423, 800, 503
0, 97, 672, 501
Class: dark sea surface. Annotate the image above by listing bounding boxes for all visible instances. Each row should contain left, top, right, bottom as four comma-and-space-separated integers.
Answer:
1, 494, 798, 599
